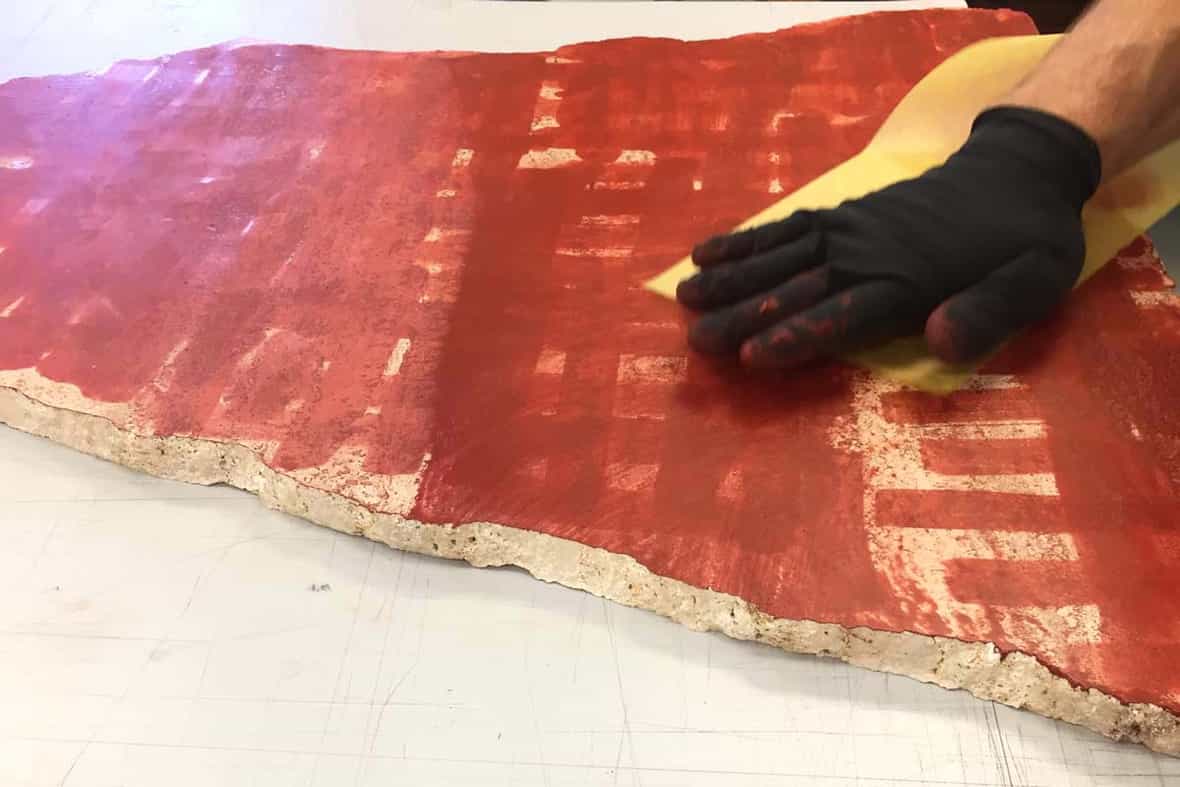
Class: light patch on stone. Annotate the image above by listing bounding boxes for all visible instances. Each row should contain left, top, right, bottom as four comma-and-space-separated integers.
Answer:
383, 338, 412, 378
151, 339, 190, 392
616, 354, 687, 385
452, 148, 474, 168
580, 215, 639, 226
836, 374, 1058, 498
962, 374, 1024, 390
517, 148, 582, 169
717, 466, 743, 502
867, 525, 1084, 648
290, 447, 431, 515
20, 198, 49, 217
918, 421, 1046, 440
831, 113, 868, 127
234, 328, 282, 370
534, 349, 566, 376
1131, 290, 1179, 308
592, 181, 645, 191
614, 150, 655, 165
770, 110, 798, 131
0, 156, 34, 170
0, 295, 25, 318
606, 462, 659, 492
555, 247, 632, 258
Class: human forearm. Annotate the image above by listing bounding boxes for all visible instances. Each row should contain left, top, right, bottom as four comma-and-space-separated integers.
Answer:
1003, 0, 1180, 176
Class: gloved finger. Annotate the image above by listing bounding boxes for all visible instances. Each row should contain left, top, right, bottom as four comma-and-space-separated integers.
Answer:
676, 232, 822, 310
687, 266, 831, 355
925, 248, 1077, 364
691, 211, 814, 267
740, 280, 917, 369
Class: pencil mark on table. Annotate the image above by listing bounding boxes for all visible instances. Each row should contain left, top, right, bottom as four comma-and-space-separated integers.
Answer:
604, 600, 640, 787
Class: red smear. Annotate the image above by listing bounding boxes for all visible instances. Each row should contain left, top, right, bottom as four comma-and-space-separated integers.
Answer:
881, 387, 1041, 424
920, 437, 1052, 476
4, 10, 1180, 716
946, 559, 1094, 608
875, 489, 1070, 532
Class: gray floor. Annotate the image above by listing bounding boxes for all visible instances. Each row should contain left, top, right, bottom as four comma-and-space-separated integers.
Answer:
1150, 206, 1180, 287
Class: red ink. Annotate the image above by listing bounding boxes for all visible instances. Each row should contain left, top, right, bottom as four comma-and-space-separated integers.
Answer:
5, 11, 1179, 717
920, 437, 1052, 476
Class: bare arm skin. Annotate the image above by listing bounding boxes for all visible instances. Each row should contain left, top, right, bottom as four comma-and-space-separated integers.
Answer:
1005, 0, 1180, 176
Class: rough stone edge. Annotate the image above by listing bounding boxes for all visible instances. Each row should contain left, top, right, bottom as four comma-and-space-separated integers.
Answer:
2, 383, 1177, 757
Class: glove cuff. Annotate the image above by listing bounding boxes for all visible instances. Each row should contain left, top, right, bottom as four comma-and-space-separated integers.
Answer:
969, 106, 1103, 208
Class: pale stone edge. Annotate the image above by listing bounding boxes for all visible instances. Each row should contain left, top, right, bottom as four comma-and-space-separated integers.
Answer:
2, 383, 1177, 757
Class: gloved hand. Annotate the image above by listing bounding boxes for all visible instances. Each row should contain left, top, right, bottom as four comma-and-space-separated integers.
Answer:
677, 106, 1102, 368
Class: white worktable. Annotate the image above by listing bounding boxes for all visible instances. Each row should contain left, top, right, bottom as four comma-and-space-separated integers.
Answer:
3, 2, 1179, 785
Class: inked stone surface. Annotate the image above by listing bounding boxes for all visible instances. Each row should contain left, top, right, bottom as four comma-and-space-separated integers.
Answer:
2, 9, 1179, 753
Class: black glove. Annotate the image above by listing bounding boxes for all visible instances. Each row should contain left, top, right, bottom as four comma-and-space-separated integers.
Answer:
677, 106, 1102, 368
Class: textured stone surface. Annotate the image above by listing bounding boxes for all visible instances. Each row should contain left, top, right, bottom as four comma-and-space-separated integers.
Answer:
2, 9, 1178, 753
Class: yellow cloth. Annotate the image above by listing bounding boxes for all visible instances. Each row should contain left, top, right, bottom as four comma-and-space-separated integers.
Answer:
644, 35, 1180, 393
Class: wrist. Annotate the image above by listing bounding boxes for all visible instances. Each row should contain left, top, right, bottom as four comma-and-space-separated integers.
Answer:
967, 106, 1102, 209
